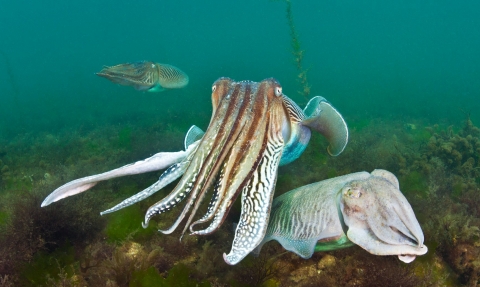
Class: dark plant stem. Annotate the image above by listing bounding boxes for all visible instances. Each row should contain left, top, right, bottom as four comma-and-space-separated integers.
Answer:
285, 0, 311, 101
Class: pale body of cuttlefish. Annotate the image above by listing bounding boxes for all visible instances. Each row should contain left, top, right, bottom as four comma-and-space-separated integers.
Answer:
254, 169, 428, 263
41, 77, 348, 265
97, 61, 189, 92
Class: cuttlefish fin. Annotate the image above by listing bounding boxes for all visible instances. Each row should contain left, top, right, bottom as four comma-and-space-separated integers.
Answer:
301, 96, 348, 156
41, 126, 202, 207
184, 125, 204, 150
223, 135, 284, 265
371, 169, 400, 189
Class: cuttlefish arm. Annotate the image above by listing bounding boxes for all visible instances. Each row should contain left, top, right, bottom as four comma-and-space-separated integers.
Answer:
255, 169, 427, 263
97, 61, 189, 92
41, 126, 203, 208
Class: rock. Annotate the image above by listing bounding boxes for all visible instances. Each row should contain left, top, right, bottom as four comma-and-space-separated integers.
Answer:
290, 264, 317, 283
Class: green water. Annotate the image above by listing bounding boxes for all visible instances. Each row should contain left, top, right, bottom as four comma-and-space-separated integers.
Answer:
1, 1, 480, 286
1, 1, 479, 138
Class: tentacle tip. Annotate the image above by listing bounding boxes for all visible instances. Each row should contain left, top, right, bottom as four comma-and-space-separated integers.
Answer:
222, 253, 240, 265
142, 221, 149, 229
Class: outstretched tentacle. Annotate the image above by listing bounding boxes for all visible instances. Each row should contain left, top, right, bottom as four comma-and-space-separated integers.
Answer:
41, 147, 194, 207
100, 161, 189, 215
42, 126, 203, 208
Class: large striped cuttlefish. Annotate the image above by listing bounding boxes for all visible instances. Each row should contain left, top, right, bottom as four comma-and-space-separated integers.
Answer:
41, 77, 348, 265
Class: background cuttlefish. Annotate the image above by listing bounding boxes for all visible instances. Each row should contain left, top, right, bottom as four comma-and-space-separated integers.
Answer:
97, 61, 189, 92
254, 169, 428, 263
41, 77, 348, 265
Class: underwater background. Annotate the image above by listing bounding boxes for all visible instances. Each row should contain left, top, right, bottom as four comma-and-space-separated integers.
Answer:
1, 0, 480, 286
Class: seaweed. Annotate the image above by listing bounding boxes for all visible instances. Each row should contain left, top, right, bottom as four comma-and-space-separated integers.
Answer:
0, 189, 104, 277
104, 205, 157, 243
272, 0, 311, 101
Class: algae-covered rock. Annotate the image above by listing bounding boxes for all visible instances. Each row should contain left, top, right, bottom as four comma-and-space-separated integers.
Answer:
317, 254, 336, 270
289, 264, 317, 283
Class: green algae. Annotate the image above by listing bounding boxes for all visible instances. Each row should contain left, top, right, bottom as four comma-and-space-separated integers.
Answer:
19, 243, 76, 286
105, 205, 157, 243
0, 210, 8, 227
129, 266, 164, 287
130, 264, 210, 287
400, 170, 428, 197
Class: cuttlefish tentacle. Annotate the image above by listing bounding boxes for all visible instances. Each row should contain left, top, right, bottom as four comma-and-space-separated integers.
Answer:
101, 160, 189, 216
186, 81, 272, 235
188, 163, 227, 230
143, 79, 253, 233
190, 83, 289, 236
176, 81, 269, 238
223, 99, 285, 265
40, 136, 199, 208
99, 126, 204, 215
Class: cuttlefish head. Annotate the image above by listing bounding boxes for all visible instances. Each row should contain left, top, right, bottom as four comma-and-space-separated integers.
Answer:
340, 169, 428, 263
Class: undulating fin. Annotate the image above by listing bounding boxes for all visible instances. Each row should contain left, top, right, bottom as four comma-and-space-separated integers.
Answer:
301, 96, 348, 156
279, 95, 311, 166
156, 63, 189, 89
184, 125, 205, 150
371, 169, 399, 189
313, 235, 354, 252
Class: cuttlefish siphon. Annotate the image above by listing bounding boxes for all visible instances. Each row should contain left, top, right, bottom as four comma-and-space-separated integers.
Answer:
254, 169, 428, 263
41, 77, 348, 265
97, 61, 189, 92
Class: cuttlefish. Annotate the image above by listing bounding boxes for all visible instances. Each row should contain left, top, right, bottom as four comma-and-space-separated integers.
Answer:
97, 61, 189, 92
254, 169, 428, 263
41, 77, 348, 265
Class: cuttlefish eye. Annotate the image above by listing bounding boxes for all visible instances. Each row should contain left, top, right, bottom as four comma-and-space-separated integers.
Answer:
275, 86, 282, 97
212, 85, 217, 92
345, 187, 362, 198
